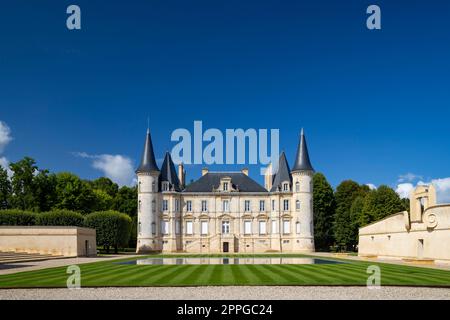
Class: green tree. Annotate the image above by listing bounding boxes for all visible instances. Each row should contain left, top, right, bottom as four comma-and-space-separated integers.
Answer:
33, 170, 57, 212
333, 180, 364, 251
313, 173, 336, 251
90, 177, 119, 198
9, 157, 38, 210
0, 165, 11, 209
92, 189, 114, 211
54, 172, 96, 213
112, 186, 137, 217
349, 195, 366, 249
361, 185, 405, 225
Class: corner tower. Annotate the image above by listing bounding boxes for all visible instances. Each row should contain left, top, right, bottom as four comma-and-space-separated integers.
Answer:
136, 129, 160, 253
291, 129, 315, 252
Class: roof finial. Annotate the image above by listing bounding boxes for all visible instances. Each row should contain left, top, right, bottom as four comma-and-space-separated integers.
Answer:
301, 128, 304, 136
147, 116, 150, 134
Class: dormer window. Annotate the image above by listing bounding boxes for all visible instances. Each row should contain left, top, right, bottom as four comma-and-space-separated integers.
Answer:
162, 182, 169, 191
223, 182, 228, 191
283, 182, 289, 191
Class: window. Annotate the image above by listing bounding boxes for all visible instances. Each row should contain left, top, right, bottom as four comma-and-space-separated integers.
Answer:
259, 200, 265, 212
296, 200, 300, 211
283, 199, 289, 211
272, 200, 275, 211
244, 200, 251, 212
161, 220, 169, 235
186, 221, 193, 235
175, 220, 181, 234
152, 200, 156, 212
223, 182, 228, 191
151, 222, 156, 235
296, 222, 301, 234
223, 200, 229, 212
162, 182, 169, 191
283, 183, 289, 191
162, 200, 168, 211
151, 181, 155, 192
186, 200, 192, 212
201, 221, 208, 235
244, 221, 252, 235
201, 200, 208, 212
283, 220, 291, 234
222, 221, 230, 234
272, 220, 278, 234
259, 221, 266, 235
295, 181, 300, 192
175, 199, 179, 212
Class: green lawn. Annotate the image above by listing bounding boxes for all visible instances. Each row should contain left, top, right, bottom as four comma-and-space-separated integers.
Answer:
1, 254, 449, 288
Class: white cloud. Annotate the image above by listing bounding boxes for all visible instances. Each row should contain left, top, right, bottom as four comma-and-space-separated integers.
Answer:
366, 183, 377, 190
430, 177, 450, 203
74, 152, 135, 187
395, 178, 450, 204
0, 121, 12, 154
395, 183, 414, 199
398, 173, 423, 183
0, 157, 12, 178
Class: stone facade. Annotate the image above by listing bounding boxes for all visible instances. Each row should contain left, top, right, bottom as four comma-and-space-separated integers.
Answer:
0, 226, 97, 257
136, 129, 315, 254
358, 185, 450, 264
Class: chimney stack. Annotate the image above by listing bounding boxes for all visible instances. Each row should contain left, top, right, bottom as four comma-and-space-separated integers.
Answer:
201, 168, 209, 176
178, 163, 185, 187
264, 163, 273, 191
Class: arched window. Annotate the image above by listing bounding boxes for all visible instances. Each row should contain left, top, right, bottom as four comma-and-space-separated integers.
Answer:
151, 181, 155, 192
296, 200, 300, 211
296, 222, 301, 234
295, 182, 300, 192
151, 222, 156, 235
152, 200, 156, 212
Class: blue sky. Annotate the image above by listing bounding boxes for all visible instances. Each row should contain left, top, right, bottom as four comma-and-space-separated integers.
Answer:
0, 1, 449, 201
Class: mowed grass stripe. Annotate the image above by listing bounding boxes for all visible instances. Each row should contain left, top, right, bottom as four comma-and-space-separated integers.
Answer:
163, 264, 204, 285
282, 265, 349, 284
100, 265, 167, 286
244, 264, 283, 284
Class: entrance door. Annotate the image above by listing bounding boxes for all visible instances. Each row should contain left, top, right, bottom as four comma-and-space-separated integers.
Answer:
85, 240, 89, 257
417, 239, 424, 259
223, 242, 229, 253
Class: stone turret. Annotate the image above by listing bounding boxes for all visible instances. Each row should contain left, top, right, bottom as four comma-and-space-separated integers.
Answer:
136, 129, 160, 253
291, 129, 315, 252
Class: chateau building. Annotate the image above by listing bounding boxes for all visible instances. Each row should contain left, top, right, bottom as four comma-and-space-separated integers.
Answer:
136, 129, 315, 253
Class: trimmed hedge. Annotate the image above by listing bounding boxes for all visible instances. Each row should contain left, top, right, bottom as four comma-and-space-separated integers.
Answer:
84, 210, 132, 253
36, 210, 85, 227
0, 209, 37, 226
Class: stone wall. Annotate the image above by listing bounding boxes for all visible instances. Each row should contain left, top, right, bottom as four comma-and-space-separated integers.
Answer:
0, 226, 97, 257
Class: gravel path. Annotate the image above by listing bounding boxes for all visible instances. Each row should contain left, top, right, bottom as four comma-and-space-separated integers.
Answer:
0, 286, 449, 300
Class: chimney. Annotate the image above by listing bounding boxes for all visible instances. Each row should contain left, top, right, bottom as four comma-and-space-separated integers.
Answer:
178, 163, 185, 187
202, 167, 209, 176
241, 168, 249, 176
264, 163, 273, 191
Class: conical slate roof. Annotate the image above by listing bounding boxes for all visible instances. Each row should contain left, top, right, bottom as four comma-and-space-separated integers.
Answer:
292, 129, 314, 172
160, 152, 181, 191
136, 129, 159, 173
270, 152, 292, 192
